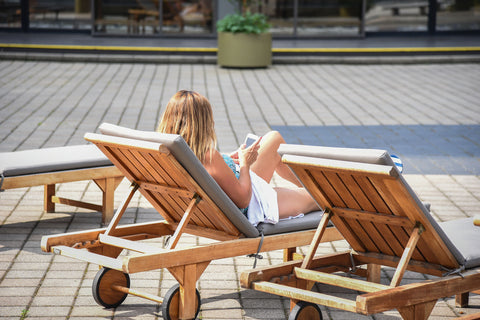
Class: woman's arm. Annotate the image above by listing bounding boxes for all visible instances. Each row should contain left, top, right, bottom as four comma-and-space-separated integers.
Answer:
204, 150, 252, 208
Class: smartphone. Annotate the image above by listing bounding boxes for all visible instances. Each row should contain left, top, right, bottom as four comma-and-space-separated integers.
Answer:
244, 133, 260, 148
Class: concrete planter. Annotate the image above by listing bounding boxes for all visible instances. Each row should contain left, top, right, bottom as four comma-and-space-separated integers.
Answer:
217, 31, 272, 68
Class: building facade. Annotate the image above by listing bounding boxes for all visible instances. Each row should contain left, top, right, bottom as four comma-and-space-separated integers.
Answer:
1, 0, 479, 37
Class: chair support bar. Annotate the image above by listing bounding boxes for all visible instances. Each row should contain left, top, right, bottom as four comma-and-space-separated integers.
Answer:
390, 223, 425, 287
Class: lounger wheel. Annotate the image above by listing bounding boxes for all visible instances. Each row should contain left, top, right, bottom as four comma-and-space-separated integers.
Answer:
161, 284, 201, 320
288, 301, 323, 320
92, 267, 130, 308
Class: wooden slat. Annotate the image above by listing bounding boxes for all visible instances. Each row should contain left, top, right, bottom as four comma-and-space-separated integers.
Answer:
382, 178, 458, 268
333, 208, 413, 228
160, 154, 238, 234
294, 267, 390, 293
353, 252, 446, 277
352, 175, 409, 258
51, 196, 103, 212
136, 150, 194, 224
241, 251, 352, 288
129, 149, 186, 223
51, 245, 123, 270
360, 177, 425, 261
252, 281, 358, 313
138, 181, 195, 199
335, 173, 396, 256
144, 149, 238, 235
99, 234, 164, 254
315, 170, 372, 251
142, 151, 214, 229
123, 228, 342, 274
41, 220, 174, 252
101, 146, 178, 224
297, 168, 365, 251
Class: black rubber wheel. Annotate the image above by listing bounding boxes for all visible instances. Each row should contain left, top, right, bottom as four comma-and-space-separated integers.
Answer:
92, 267, 130, 308
161, 283, 201, 320
288, 301, 323, 320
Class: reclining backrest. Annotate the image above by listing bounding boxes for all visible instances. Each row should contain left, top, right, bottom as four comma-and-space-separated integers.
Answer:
96, 123, 260, 238
279, 144, 465, 269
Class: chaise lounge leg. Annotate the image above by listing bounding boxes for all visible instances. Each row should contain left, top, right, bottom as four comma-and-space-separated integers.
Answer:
44, 184, 56, 213
456, 292, 470, 308
367, 264, 382, 283
397, 300, 436, 320
94, 177, 123, 225
168, 262, 210, 319
284, 248, 296, 262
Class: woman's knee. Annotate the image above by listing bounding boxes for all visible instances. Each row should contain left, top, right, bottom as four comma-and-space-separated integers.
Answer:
263, 130, 285, 145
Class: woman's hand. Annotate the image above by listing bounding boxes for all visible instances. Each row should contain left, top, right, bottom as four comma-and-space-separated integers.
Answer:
238, 137, 261, 169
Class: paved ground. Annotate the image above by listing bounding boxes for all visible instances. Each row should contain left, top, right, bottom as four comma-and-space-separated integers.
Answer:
0, 60, 479, 320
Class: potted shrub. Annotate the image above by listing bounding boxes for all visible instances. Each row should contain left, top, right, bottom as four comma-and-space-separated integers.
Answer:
217, 0, 272, 68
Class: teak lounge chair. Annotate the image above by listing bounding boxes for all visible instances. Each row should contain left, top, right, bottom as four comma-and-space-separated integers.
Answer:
0, 145, 123, 224
241, 146, 480, 320
40, 123, 344, 320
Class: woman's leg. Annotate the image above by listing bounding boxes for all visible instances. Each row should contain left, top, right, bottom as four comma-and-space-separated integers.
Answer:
275, 187, 320, 219
251, 131, 302, 187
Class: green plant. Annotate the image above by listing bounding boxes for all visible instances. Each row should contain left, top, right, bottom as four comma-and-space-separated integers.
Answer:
217, 0, 270, 34
217, 12, 270, 34
20, 309, 29, 320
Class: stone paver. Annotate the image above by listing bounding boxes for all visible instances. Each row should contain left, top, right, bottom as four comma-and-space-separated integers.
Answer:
0, 60, 479, 320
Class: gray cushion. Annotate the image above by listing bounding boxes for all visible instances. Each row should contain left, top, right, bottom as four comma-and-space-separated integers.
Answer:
278, 144, 396, 167
0, 145, 112, 177
440, 218, 480, 269
258, 210, 333, 236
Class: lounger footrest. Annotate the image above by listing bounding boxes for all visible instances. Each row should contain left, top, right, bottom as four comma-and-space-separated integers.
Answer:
252, 281, 358, 313
52, 245, 124, 271
294, 267, 390, 293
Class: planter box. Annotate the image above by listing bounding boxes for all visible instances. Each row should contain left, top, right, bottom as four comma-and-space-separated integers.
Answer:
217, 31, 272, 68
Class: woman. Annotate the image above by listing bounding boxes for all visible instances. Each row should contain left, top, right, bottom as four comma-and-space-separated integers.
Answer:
157, 90, 318, 226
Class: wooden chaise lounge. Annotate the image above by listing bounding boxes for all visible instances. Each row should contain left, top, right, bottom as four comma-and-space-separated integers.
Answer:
241, 145, 480, 320
0, 145, 123, 224
38, 123, 376, 320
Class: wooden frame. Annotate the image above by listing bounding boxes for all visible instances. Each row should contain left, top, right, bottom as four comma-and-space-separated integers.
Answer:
41, 133, 343, 318
2, 166, 123, 225
241, 154, 480, 320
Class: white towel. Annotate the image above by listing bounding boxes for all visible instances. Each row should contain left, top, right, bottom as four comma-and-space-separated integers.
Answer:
247, 171, 279, 227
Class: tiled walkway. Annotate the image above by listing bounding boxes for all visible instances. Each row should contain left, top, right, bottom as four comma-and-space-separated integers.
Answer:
0, 60, 479, 320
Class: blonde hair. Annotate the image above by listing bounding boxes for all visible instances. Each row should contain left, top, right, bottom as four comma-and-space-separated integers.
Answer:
157, 90, 217, 162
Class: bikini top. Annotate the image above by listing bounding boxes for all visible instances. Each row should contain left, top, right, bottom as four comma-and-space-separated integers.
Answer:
222, 154, 240, 179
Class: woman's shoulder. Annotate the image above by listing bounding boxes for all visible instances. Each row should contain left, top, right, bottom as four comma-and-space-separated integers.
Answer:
203, 149, 221, 164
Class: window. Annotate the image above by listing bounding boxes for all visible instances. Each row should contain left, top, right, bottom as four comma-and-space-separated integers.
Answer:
0, 0, 22, 28
365, 0, 428, 32
436, 0, 480, 31
93, 0, 214, 35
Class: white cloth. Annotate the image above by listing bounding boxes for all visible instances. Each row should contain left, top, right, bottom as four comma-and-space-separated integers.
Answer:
246, 171, 279, 227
